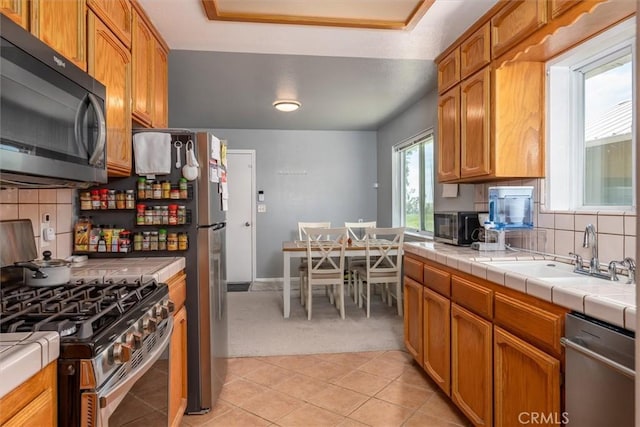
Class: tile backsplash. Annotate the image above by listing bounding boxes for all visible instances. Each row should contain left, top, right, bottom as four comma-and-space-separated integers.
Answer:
0, 188, 75, 259
473, 179, 636, 263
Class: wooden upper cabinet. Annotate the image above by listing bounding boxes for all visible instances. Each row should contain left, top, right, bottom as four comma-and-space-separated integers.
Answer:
88, 10, 132, 177
86, 0, 131, 48
152, 41, 169, 128
437, 47, 460, 95
491, 0, 547, 59
132, 8, 154, 126
548, 0, 579, 19
31, 0, 87, 70
460, 66, 491, 179
437, 86, 460, 182
494, 326, 560, 427
460, 23, 490, 79
1, 0, 29, 29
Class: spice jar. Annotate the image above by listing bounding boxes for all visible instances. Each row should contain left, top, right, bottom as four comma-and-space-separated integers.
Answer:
150, 231, 159, 251
179, 178, 188, 199
160, 206, 169, 225
162, 181, 171, 199
145, 208, 154, 225
158, 229, 167, 251
91, 189, 101, 210
107, 189, 116, 209
136, 204, 146, 225
80, 191, 92, 210
168, 204, 178, 225
153, 206, 162, 225
99, 188, 109, 209
178, 232, 188, 250
142, 231, 151, 251
167, 232, 178, 251
170, 188, 180, 199
133, 232, 143, 251
118, 230, 131, 253
137, 178, 146, 199
115, 190, 125, 209
125, 190, 135, 209
152, 181, 162, 199
177, 205, 187, 225
145, 180, 153, 199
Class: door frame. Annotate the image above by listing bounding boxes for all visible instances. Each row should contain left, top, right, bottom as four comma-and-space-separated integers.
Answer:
227, 149, 257, 283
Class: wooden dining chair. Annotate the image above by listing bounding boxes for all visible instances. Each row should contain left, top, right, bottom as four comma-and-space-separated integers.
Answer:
300, 227, 348, 320
353, 227, 405, 318
344, 221, 376, 300
298, 221, 331, 240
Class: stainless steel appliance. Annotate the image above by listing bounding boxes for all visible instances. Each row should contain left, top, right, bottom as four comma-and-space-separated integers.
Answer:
433, 211, 482, 246
0, 220, 173, 427
0, 14, 107, 188
82, 130, 228, 415
561, 312, 635, 426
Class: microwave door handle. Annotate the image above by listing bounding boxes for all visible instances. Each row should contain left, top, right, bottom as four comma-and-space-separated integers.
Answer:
87, 93, 106, 166
73, 94, 88, 155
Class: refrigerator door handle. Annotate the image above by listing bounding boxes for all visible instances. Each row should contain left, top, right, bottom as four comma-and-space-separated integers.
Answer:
197, 222, 226, 231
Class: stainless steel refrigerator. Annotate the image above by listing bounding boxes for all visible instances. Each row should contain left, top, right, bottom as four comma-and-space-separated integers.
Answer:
186, 131, 228, 413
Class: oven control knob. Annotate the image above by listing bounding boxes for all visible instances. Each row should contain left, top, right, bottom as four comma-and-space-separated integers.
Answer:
126, 332, 143, 350
143, 317, 157, 334
163, 300, 176, 314
112, 342, 132, 364
158, 303, 172, 319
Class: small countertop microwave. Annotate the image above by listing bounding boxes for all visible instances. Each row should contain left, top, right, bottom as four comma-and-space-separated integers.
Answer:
433, 211, 482, 246
0, 14, 107, 188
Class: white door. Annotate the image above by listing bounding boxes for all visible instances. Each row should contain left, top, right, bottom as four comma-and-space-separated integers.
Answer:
225, 150, 256, 283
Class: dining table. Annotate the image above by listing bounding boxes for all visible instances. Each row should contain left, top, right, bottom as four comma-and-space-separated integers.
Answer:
281, 240, 401, 318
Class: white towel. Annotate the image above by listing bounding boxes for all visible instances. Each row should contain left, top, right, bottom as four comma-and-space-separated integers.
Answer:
133, 132, 172, 176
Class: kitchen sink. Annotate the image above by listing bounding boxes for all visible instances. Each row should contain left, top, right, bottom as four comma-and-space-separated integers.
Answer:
481, 260, 579, 278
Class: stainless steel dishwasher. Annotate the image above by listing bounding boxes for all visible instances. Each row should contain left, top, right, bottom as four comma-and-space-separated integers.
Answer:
561, 312, 635, 426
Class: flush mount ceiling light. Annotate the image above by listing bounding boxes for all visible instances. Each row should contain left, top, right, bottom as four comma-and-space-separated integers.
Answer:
273, 100, 301, 112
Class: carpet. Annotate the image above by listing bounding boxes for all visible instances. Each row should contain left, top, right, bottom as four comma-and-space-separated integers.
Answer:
227, 287, 404, 357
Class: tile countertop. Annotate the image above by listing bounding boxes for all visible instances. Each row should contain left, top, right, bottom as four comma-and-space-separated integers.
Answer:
0, 257, 185, 399
69, 256, 186, 283
0, 332, 60, 399
404, 242, 636, 332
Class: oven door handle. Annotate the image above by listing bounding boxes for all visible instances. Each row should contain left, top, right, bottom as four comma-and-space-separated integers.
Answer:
98, 318, 174, 415
561, 337, 635, 379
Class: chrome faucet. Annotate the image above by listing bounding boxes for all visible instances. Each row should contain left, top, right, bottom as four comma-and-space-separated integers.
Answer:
608, 257, 636, 284
583, 224, 599, 274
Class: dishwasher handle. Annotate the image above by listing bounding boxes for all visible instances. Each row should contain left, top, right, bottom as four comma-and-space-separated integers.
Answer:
561, 337, 635, 379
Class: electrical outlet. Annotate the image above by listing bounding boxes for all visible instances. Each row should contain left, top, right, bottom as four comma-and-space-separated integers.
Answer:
257, 204, 266, 213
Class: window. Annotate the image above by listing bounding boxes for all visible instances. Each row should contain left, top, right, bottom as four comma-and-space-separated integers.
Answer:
393, 130, 435, 233
547, 18, 635, 211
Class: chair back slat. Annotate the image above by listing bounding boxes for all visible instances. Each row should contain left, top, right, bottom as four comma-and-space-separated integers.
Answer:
344, 221, 377, 241
305, 227, 348, 276
364, 227, 405, 275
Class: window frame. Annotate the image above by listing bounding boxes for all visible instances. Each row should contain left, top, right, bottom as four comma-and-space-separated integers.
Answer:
392, 129, 435, 235
546, 18, 636, 212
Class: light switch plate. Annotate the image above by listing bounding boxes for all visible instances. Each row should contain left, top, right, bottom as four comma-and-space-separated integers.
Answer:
257, 204, 266, 213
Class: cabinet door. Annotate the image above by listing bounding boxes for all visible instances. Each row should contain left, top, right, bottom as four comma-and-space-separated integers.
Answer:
423, 287, 451, 396
460, 23, 491, 79
131, 8, 154, 126
451, 303, 492, 426
403, 277, 423, 362
169, 306, 188, 427
31, 0, 86, 70
460, 66, 491, 179
0, 362, 57, 426
494, 326, 560, 427
491, 0, 547, 58
1, 0, 29, 29
86, 0, 131, 48
437, 86, 460, 182
88, 11, 132, 177
152, 41, 169, 128
437, 48, 460, 94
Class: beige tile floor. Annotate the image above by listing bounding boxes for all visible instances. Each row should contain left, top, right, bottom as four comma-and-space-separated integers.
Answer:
181, 350, 471, 427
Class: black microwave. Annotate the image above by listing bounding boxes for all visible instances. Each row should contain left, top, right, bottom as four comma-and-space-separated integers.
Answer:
433, 211, 482, 246
0, 14, 107, 188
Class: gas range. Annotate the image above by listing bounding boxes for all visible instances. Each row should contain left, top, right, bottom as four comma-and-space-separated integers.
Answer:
0, 278, 174, 427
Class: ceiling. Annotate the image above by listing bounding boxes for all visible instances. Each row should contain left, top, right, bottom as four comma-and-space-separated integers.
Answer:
137, 0, 499, 130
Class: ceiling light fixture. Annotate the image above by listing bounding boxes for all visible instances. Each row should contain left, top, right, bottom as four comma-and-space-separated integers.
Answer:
273, 100, 301, 112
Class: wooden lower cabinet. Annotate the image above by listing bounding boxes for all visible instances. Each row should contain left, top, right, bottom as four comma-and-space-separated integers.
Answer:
451, 303, 492, 426
403, 277, 423, 362
494, 326, 561, 427
0, 361, 57, 426
422, 287, 451, 395
169, 305, 188, 427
